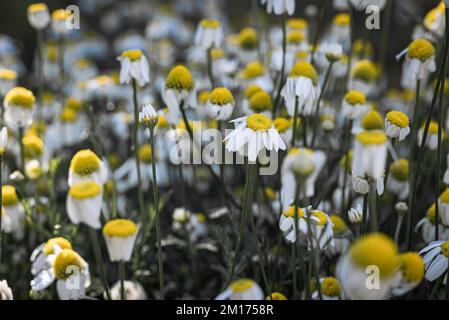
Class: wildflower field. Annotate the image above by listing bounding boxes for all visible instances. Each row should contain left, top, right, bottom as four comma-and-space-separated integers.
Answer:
0, 0, 449, 301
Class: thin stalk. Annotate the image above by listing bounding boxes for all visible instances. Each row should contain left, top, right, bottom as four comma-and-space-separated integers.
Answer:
272, 15, 287, 118
118, 261, 125, 300
88, 227, 111, 300
150, 129, 164, 300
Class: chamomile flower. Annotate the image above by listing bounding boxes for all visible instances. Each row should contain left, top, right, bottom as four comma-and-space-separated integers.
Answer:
51, 9, 71, 36
281, 61, 320, 117
260, 0, 296, 15
349, 60, 379, 96
163, 65, 196, 125
0, 68, 17, 95
417, 120, 441, 150
117, 49, 150, 87
103, 219, 139, 262
312, 277, 343, 300
224, 114, 286, 162
3, 86, 36, 129
387, 159, 410, 200
279, 205, 309, 243
420, 240, 449, 282
216, 279, 264, 300
392, 252, 424, 296
240, 61, 273, 93
2, 185, 25, 240
206, 87, 235, 120
66, 181, 103, 229
399, 39, 436, 90
385, 110, 410, 141
27, 3, 50, 30
194, 19, 223, 49
68, 149, 108, 187
280, 148, 326, 208
337, 233, 400, 300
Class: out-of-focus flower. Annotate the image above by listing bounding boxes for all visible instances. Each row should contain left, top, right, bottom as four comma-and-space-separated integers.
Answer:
337, 233, 400, 299
110, 281, 147, 300
0, 68, 17, 96
420, 240, 449, 282
51, 9, 71, 36
194, 19, 223, 49
103, 219, 139, 262
216, 279, 264, 300
417, 120, 441, 150
206, 87, 235, 120
260, 0, 296, 15
0, 280, 13, 300
66, 181, 103, 229
2, 185, 25, 240
312, 277, 343, 300
3, 87, 35, 129
27, 3, 50, 30
392, 252, 424, 296
68, 149, 108, 187
117, 49, 150, 87
279, 205, 308, 243
224, 114, 286, 162
385, 111, 410, 141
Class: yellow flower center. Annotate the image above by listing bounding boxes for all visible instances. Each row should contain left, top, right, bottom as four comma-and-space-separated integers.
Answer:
389, 159, 409, 182
352, 60, 378, 82
242, 61, 265, 79
103, 219, 138, 237
274, 117, 293, 133
356, 131, 387, 145
2, 185, 19, 206
138, 144, 152, 163
408, 39, 435, 61
53, 249, 84, 280
246, 114, 273, 131
399, 253, 424, 283
70, 149, 101, 176
52, 9, 70, 21
23, 134, 44, 158
230, 279, 254, 293
282, 206, 305, 218
200, 19, 221, 29
44, 237, 72, 255
209, 87, 234, 106
321, 277, 341, 297
165, 65, 194, 91
4, 87, 36, 109
0, 68, 17, 80
386, 111, 409, 128
120, 49, 143, 61
361, 111, 385, 131
65, 97, 82, 110
69, 181, 102, 200
440, 188, 449, 204
60, 107, 77, 123
266, 292, 287, 300
28, 3, 48, 13
333, 13, 350, 26
289, 61, 318, 85
331, 214, 347, 234
350, 233, 399, 279
249, 91, 272, 112
287, 18, 308, 30
311, 211, 328, 226
239, 28, 258, 50
244, 84, 263, 99
344, 90, 366, 105
287, 31, 305, 44
441, 241, 449, 257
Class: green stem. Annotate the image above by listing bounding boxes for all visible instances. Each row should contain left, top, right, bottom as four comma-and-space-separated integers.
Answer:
88, 227, 111, 300
118, 261, 125, 300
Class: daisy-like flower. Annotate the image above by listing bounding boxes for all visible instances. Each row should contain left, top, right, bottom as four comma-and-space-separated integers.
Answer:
392, 252, 424, 296
163, 65, 196, 125
139, 103, 159, 128
387, 159, 410, 200
399, 39, 436, 90
66, 181, 103, 229
215, 279, 264, 300
27, 3, 50, 30
3, 86, 35, 129
110, 281, 147, 300
336, 233, 400, 300
385, 110, 410, 141
279, 205, 308, 243
68, 149, 108, 187
327, 214, 351, 256
420, 240, 449, 282
117, 49, 150, 87
194, 19, 223, 49
0, 280, 13, 300
352, 131, 387, 195
281, 61, 320, 117
206, 87, 235, 120
349, 0, 386, 11
224, 113, 286, 162
103, 219, 139, 262
240, 61, 273, 93
2, 185, 25, 240
260, 0, 296, 15
312, 277, 343, 300
280, 148, 326, 208
416, 203, 449, 242
51, 9, 71, 36
349, 60, 379, 96
265, 292, 287, 300
417, 120, 441, 151
0, 68, 17, 96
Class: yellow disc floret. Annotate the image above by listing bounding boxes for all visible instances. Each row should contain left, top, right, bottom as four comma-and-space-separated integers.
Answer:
398, 252, 424, 283
165, 65, 194, 91
249, 91, 272, 112
70, 149, 101, 176
53, 249, 84, 280
246, 114, 273, 131
209, 87, 234, 106
103, 219, 138, 238
289, 61, 318, 84
356, 131, 387, 145
386, 111, 409, 128
69, 181, 102, 200
361, 111, 384, 131
4, 87, 36, 109
120, 49, 143, 61
321, 277, 341, 297
44, 237, 72, 255
2, 185, 19, 206
350, 233, 399, 278
408, 39, 435, 61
